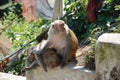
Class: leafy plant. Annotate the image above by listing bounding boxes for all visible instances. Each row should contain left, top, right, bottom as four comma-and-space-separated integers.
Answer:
0, 4, 50, 75
64, 0, 88, 43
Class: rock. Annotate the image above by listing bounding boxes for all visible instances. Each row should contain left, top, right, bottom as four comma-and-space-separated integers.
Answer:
95, 33, 120, 80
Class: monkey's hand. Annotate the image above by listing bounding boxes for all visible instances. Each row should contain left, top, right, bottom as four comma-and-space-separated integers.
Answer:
25, 60, 38, 70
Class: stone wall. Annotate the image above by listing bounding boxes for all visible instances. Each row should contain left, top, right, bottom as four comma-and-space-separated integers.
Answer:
26, 33, 120, 80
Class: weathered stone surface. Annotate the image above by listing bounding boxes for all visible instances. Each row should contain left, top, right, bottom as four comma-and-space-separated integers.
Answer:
0, 72, 26, 80
95, 33, 120, 80
26, 62, 95, 80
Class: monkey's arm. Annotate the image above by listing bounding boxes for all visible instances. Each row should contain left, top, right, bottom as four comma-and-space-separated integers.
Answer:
33, 42, 50, 72
60, 45, 70, 68
60, 33, 72, 68
25, 60, 38, 70
34, 53, 47, 72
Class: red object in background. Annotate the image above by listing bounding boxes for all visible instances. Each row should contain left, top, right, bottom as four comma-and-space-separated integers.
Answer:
86, 0, 103, 23
15, 0, 39, 22
22, 0, 39, 22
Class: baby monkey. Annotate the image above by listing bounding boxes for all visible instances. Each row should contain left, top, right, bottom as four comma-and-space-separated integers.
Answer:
43, 47, 62, 69
25, 46, 62, 72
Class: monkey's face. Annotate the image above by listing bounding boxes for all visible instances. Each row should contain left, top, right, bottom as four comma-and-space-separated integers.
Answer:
43, 48, 61, 69
47, 59, 57, 69
47, 54, 60, 69
48, 20, 67, 35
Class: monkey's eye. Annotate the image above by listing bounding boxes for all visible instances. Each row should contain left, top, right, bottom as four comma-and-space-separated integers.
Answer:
59, 22, 64, 27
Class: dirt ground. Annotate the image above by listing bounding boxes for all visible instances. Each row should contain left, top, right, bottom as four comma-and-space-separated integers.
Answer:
75, 45, 95, 70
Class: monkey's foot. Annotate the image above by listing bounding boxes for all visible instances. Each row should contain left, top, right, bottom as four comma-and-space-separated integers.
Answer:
60, 62, 66, 68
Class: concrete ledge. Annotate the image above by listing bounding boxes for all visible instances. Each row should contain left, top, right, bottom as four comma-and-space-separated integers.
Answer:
26, 62, 96, 80
0, 72, 26, 80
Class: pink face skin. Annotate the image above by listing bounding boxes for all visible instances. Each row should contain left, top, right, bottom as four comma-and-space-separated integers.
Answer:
59, 22, 65, 32
47, 54, 59, 69
48, 60, 57, 69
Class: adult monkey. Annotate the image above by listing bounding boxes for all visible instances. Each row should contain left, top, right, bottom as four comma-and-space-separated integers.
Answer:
28, 0, 78, 71
34, 20, 78, 69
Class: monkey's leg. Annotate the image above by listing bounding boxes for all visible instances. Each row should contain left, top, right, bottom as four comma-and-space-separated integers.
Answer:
25, 60, 38, 70
33, 42, 50, 72
60, 46, 70, 68
60, 56, 68, 68
34, 53, 47, 72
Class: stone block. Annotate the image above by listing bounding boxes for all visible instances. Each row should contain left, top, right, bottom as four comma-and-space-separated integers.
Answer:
95, 33, 120, 80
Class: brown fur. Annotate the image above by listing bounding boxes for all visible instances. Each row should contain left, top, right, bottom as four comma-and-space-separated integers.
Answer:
42, 48, 62, 69
25, 46, 61, 71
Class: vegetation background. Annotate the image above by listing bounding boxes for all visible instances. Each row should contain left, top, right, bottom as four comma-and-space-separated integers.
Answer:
0, 0, 120, 75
